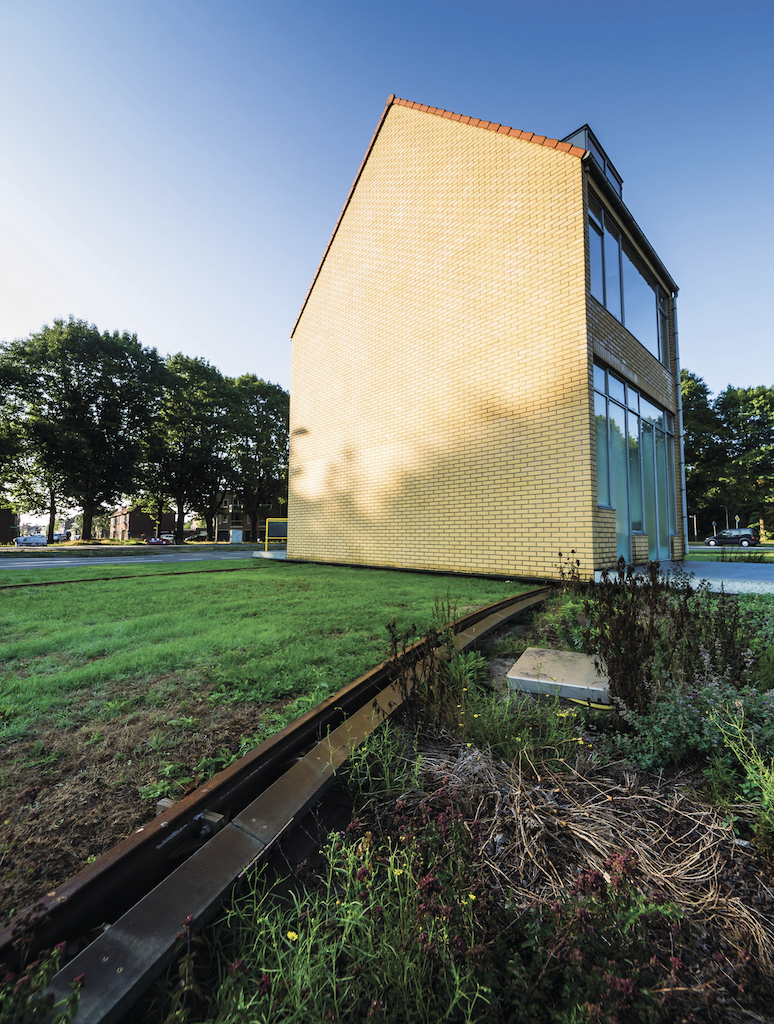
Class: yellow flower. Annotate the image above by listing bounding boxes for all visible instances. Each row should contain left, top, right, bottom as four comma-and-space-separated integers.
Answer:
287, 931, 298, 941
394, 868, 404, 876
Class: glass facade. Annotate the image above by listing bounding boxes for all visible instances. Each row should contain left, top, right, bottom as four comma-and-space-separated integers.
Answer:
594, 362, 677, 562
588, 190, 671, 367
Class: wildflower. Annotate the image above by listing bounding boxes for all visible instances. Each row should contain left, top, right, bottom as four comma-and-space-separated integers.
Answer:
393, 868, 404, 876
287, 931, 298, 941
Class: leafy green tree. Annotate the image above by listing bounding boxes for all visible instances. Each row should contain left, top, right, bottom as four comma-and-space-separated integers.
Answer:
682, 370, 774, 538
714, 385, 774, 538
144, 354, 234, 543
227, 376, 289, 541
0, 318, 165, 540
680, 370, 728, 534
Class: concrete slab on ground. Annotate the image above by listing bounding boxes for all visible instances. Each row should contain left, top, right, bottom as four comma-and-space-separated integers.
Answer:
506, 647, 611, 704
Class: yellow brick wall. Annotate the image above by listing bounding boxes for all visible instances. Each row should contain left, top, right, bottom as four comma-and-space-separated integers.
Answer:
289, 103, 594, 579
631, 534, 651, 564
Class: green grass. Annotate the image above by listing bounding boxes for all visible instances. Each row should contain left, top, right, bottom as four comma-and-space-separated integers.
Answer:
0, 560, 530, 742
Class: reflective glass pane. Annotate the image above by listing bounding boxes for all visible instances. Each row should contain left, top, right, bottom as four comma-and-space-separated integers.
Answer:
656, 430, 669, 559
595, 393, 610, 506
609, 403, 629, 560
606, 164, 623, 196
640, 398, 664, 430
667, 438, 677, 534
589, 193, 603, 228
589, 223, 604, 304
642, 422, 657, 561
628, 414, 642, 532
608, 374, 625, 404
589, 139, 605, 171
622, 243, 657, 356
658, 309, 670, 365
604, 225, 622, 319
627, 385, 639, 413
593, 363, 606, 394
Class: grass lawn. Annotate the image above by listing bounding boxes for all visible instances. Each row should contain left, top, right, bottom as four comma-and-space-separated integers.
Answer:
138, 581, 774, 1024
0, 560, 530, 920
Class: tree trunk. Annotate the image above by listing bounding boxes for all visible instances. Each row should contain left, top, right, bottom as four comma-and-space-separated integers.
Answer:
204, 513, 214, 541
46, 489, 56, 543
81, 504, 94, 541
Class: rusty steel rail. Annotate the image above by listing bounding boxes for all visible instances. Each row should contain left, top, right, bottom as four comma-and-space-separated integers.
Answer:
1, 585, 553, 1023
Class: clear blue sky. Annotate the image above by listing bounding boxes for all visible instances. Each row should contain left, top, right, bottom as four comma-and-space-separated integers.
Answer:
0, 0, 771, 399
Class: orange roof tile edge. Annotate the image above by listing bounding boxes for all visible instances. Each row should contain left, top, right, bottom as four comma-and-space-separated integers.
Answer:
393, 96, 585, 158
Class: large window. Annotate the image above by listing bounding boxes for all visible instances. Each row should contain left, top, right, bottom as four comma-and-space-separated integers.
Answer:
588, 192, 670, 367
594, 362, 676, 562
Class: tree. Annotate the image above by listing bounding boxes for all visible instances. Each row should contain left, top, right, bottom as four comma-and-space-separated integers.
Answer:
680, 370, 727, 534
681, 370, 774, 538
0, 318, 165, 540
144, 354, 234, 543
714, 385, 774, 538
227, 376, 289, 541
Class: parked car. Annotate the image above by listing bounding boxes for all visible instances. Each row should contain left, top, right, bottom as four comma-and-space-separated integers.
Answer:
14, 534, 47, 546
145, 536, 172, 545
704, 528, 758, 547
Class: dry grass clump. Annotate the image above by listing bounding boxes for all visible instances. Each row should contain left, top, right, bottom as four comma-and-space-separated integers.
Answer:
396, 737, 774, 968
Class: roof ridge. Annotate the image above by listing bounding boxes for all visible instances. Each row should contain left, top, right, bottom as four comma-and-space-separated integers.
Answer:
392, 96, 585, 158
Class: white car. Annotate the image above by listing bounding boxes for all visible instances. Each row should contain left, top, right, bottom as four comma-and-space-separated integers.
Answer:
14, 534, 47, 546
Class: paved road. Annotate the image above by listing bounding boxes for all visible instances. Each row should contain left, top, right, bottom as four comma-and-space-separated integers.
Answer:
0, 548, 287, 570
598, 557, 774, 596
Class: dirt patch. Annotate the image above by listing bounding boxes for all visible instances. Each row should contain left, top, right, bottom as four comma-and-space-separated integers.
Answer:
0, 691, 278, 924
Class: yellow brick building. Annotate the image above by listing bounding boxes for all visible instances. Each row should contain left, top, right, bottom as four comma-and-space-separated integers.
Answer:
289, 97, 686, 579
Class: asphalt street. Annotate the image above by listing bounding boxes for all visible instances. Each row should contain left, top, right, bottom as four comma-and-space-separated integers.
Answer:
0, 548, 287, 570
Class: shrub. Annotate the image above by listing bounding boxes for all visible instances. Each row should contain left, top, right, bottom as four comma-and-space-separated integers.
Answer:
610, 677, 774, 773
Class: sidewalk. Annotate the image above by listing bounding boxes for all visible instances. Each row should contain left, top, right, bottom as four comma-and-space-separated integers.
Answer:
596, 558, 774, 596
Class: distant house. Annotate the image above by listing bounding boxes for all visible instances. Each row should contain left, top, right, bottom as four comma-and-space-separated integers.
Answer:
208, 493, 287, 542
109, 506, 175, 540
289, 96, 685, 578
0, 506, 19, 545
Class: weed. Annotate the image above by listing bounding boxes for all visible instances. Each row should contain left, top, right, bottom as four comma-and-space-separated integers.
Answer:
583, 559, 759, 718
609, 675, 774, 772
139, 762, 194, 802
711, 708, 774, 849
554, 548, 582, 593
518, 852, 682, 1022
0, 944, 82, 1023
